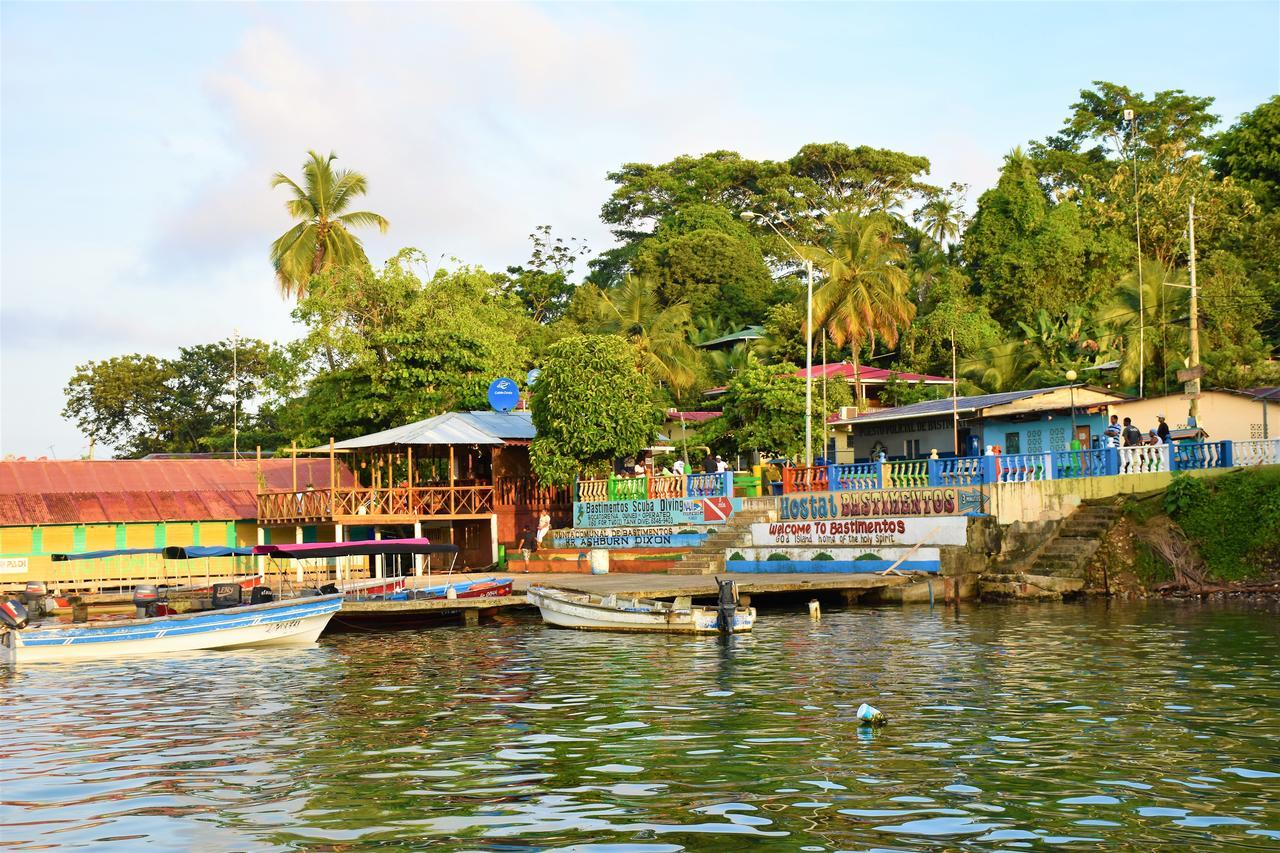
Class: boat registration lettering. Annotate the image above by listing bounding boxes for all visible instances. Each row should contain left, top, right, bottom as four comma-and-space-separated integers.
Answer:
267, 618, 303, 633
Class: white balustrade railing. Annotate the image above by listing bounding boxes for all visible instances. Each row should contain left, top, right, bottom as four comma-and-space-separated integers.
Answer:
1232, 438, 1280, 467
1117, 444, 1169, 475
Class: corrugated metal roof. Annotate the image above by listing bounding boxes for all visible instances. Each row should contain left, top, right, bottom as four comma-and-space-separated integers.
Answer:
833, 385, 1111, 425
0, 459, 344, 527
697, 326, 765, 348
332, 410, 536, 449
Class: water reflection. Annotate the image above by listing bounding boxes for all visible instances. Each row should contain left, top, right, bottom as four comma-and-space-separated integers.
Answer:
2, 601, 1278, 851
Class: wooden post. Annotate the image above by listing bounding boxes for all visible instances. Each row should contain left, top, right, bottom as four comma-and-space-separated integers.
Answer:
294, 525, 304, 584
329, 437, 336, 516
374, 526, 383, 578
414, 520, 424, 576
291, 441, 298, 492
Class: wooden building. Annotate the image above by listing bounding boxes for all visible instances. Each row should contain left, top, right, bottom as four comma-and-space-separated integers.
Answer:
0, 458, 335, 590
256, 411, 571, 569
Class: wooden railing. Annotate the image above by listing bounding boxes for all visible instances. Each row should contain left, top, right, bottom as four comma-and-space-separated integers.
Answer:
257, 489, 333, 524
494, 476, 572, 508
258, 485, 496, 523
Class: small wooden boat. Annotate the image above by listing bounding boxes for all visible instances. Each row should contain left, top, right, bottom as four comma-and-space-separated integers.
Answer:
527, 581, 755, 634
403, 577, 514, 601
0, 594, 342, 664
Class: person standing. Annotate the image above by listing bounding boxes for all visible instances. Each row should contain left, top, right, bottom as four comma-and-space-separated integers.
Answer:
1156, 414, 1170, 444
716, 455, 729, 473
673, 457, 685, 477
518, 525, 537, 571
1122, 417, 1142, 447
535, 510, 551, 548
703, 452, 716, 474
1104, 415, 1122, 449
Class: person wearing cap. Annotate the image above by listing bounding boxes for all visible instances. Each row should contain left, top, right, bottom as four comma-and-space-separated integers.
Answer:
1156, 414, 1170, 444
715, 455, 729, 473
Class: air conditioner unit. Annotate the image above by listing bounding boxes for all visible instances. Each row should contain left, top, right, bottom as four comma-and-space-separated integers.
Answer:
838, 406, 860, 420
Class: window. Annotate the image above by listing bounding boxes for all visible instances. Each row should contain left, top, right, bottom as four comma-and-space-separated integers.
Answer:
1027, 429, 1043, 454
1050, 427, 1066, 450
1004, 432, 1021, 454
905, 439, 921, 458
846, 433, 857, 448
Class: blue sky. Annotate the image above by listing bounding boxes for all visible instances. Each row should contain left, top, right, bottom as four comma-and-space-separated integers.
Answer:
2, 1, 1277, 458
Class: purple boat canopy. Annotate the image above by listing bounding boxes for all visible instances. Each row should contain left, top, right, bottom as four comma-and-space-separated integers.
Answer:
253, 538, 459, 559
53, 546, 254, 561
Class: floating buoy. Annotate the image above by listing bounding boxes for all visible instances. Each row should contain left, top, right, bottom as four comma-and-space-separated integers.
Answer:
857, 703, 887, 726
808, 599, 821, 620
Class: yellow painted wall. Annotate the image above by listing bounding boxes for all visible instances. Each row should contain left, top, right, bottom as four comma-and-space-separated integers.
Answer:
1112, 392, 1280, 441
1, 519, 255, 592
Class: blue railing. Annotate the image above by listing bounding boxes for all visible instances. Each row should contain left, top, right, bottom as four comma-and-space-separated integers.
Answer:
829, 462, 881, 491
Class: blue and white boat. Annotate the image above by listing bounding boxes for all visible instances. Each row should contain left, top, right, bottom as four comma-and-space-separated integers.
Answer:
0, 594, 342, 664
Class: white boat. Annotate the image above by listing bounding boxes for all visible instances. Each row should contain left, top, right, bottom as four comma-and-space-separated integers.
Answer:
527, 585, 756, 634
0, 594, 342, 664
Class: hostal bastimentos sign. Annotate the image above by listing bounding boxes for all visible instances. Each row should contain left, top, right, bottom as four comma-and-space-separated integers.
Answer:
777, 487, 981, 520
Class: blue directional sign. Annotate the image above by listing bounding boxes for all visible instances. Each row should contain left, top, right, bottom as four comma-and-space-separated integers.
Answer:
487, 377, 520, 412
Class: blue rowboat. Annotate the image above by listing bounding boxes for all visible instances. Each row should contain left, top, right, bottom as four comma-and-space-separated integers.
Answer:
0, 594, 342, 664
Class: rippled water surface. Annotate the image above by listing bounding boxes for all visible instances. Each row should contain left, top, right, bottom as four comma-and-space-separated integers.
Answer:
3, 600, 1279, 851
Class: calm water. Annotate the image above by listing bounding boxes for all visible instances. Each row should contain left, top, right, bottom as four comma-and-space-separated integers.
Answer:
2, 601, 1278, 851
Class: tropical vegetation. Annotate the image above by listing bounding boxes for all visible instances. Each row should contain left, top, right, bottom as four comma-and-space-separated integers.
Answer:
64, 83, 1280, 467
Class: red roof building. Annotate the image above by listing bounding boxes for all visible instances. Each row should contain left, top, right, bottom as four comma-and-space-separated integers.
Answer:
0, 459, 342, 526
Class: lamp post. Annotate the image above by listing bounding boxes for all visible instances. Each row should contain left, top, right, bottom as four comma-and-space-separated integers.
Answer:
742, 211, 815, 468
1065, 369, 1078, 446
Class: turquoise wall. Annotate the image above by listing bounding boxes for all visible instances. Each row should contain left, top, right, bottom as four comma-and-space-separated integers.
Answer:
982, 413, 1110, 454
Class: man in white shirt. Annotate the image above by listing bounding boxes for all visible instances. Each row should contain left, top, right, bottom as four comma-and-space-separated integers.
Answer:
715, 455, 729, 473
673, 458, 685, 476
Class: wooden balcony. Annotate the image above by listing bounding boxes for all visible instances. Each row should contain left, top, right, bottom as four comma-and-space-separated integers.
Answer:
258, 476, 569, 526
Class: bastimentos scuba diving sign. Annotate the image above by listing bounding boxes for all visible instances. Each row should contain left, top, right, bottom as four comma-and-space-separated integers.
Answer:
776, 486, 985, 520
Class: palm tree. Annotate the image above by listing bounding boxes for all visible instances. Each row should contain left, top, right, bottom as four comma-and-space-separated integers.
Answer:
917, 195, 964, 247
800, 212, 916, 406
270, 151, 389, 297
583, 276, 700, 399
1099, 258, 1189, 392
962, 340, 1038, 393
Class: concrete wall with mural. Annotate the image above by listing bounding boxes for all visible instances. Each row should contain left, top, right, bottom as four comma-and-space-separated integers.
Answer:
775, 486, 986, 521
726, 546, 941, 574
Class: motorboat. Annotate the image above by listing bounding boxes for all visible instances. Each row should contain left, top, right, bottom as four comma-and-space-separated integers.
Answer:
527, 578, 755, 634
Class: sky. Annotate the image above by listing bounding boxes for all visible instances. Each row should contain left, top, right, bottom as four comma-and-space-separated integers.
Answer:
2, 1, 1277, 459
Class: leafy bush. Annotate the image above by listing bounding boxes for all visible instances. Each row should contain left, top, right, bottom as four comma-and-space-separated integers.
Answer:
1163, 473, 1209, 516
1175, 468, 1280, 580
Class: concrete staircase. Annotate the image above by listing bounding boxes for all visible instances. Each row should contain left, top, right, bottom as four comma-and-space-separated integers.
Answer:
981, 503, 1122, 600
669, 508, 775, 575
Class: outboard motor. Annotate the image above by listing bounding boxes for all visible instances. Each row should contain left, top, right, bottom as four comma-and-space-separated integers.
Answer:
318, 583, 339, 596
249, 586, 274, 605
133, 584, 160, 618
715, 577, 739, 635
0, 599, 30, 630
21, 581, 49, 619
211, 583, 242, 609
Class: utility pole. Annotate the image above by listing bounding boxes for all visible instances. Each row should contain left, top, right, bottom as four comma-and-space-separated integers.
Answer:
804, 258, 814, 469
1126, 108, 1146, 400
1187, 196, 1201, 424
232, 329, 240, 460
821, 331, 828, 462
951, 328, 959, 455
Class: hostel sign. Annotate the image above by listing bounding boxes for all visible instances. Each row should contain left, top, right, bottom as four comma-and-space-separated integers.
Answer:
776, 486, 984, 521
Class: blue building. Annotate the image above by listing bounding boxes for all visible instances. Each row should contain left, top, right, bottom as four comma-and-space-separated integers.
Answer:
831, 385, 1130, 462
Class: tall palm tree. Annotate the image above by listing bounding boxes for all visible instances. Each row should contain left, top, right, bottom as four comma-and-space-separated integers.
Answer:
800, 212, 916, 406
917, 195, 964, 247
270, 151, 389, 297
1099, 258, 1189, 392
583, 276, 699, 399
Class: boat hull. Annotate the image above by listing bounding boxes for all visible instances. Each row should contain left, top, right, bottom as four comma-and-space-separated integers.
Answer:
1, 595, 342, 664
527, 587, 755, 634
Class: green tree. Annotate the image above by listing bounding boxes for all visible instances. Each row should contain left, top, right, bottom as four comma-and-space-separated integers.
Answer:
704, 360, 809, 459
577, 276, 700, 400
270, 151, 389, 297
963, 148, 1119, 324
63, 338, 288, 457
786, 142, 936, 217
800, 212, 916, 404
529, 335, 661, 483
757, 302, 806, 365
503, 225, 589, 323
914, 183, 967, 247
632, 227, 771, 327
1212, 96, 1280, 212
291, 250, 532, 441
1096, 258, 1188, 392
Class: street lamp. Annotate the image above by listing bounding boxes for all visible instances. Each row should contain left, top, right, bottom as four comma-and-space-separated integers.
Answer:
741, 210, 816, 468
1065, 369, 1078, 446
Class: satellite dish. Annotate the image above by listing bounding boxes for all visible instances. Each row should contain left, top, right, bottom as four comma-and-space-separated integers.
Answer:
526, 368, 542, 387
487, 377, 520, 413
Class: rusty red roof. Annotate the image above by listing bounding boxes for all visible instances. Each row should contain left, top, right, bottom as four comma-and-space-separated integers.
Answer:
0, 459, 348, 526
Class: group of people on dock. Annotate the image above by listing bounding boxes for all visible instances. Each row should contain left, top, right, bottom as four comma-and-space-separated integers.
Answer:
1103, 414, 1171, 448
